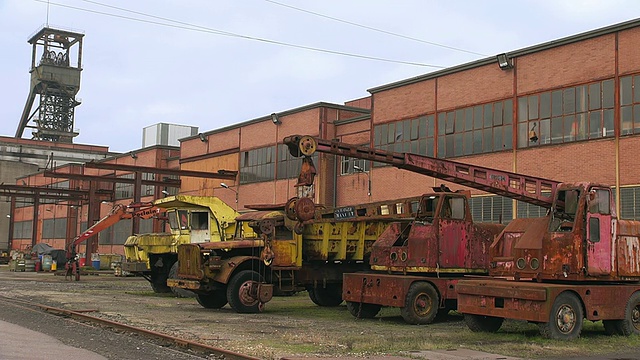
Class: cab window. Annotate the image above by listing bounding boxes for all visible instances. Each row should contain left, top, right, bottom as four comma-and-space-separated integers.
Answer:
168, 211, 179, 230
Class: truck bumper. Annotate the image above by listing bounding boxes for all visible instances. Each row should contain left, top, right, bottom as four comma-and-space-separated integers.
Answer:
457, 279, 552, 322
121, 262, 149, 272
167, 278, 202, 290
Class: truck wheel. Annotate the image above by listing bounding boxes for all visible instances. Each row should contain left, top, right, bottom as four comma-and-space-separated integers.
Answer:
464, 314, 504, 332
603, 320, 623, 335
401, 282, 439, 325
539, 292, 583, 340
227, 270, 263, 313
308, 284, 343, 307
346, 301, 382, 319
196, 292, 228, 309
169, 262, 195, 298
618, 292, 640, 336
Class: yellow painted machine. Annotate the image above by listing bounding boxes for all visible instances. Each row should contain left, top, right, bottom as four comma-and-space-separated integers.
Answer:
122, 195, 252, 293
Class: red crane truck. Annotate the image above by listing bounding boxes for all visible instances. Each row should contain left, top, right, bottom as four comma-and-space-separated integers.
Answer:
455, 182, 640, 339
283, 135, 560, 324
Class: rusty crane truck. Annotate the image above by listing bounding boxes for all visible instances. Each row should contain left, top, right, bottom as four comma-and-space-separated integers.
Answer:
455, 182, 640, 339
283, 135, 562, 324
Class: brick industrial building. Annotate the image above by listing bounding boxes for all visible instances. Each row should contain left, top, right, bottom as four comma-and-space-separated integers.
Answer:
9, 18, 640, 254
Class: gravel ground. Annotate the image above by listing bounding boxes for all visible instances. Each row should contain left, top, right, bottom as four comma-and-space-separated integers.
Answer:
3, 267, 640, 360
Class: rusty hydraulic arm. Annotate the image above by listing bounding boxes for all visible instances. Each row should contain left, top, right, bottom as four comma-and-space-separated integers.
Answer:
283, 135, 559, 208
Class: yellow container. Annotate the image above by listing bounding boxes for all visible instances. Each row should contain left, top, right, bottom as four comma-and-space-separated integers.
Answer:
51, 260, 57, 271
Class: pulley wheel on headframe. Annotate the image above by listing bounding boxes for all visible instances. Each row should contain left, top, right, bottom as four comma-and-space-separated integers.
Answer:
294, 197, 315, 222
298, 136, 317, 156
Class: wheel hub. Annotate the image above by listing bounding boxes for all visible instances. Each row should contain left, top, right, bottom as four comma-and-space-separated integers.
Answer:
556, 305, 576, 333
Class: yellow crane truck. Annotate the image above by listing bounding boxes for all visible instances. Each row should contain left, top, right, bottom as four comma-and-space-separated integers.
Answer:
122, 195, 251, 293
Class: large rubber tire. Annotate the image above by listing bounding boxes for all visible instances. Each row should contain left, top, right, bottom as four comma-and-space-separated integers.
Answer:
464, 314, 504, 332
400, 282, 439, 325
196, 292, 228, 309
538, 292, 583, 340
346, 301, 382, 319
169, 262, 195, 298
308, 284, 343, 307
618, 292, 640, 336
227, 270, 264, 313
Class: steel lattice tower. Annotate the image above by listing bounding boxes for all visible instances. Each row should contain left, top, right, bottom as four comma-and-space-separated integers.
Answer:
15, 26, 84, 143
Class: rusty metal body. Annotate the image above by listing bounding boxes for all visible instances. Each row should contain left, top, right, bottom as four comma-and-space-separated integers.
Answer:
457, 182, 640, 339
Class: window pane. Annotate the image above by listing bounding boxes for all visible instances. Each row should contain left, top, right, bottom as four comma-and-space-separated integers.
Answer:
473, 130, 483, 153
576, 85, 587, 112
426, 137, 434, 157
503, 124, 513, 150
564, 88, 575, 115
388, 122, 396, 143
564, 115, 576, 142
493, 126, 503, 151
528, 96, 539, 120
517, 123, 528, 148
474, 106, 483, 129
380, 124, 388, 145
374, 125, 382, 146
427, 115, 435, 138
576, 113, 588, 141
551, 117, 563, 144
603, 79, 614, 108
589, 111, 602, 139
622, 105, 633, 135
455, 109, 464, 133
484, 104, 493, 128
438, 113, 446, 135
635, 104, 640, 134
454, 133, 463, 156
552, 90, 563, 116
504, 99, 513, 125
635, 76, 640, 103
603, 109, 614, 137
518, 97, 528, 122
540, 92, 551, 119
403, 119, 411, 141
540, 118, 551, 145
437, 136, 445, 158
465, 108, 473, 131
418, 116, 427, 138
483, 128, 492, 152
445, 134, 454, 157
528, 120, 539, 146
589, 83, 601, 110
464, 132, 473, 155
494, 102, 503, 126
411, 118, 419, 140
621, 76, 633, 106
446, 112, 455, 134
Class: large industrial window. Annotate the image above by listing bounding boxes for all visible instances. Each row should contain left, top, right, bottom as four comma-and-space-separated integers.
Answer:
12, 220, 33, 239
469, 195, 512, 224
373, 115, 435, 163
516, 201, 547, 218
276, 144, 318, 180
437, 99, 513, 158
619, 186, 640, 220
42, 218, 68, 239
517, 79, 614, 148
619, 75, 640, 136
240, 146, 275, 184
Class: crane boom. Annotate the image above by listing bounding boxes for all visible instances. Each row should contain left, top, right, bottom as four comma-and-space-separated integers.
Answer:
283, 135, 559, 208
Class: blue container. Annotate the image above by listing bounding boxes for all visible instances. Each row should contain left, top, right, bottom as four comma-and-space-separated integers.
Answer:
92, 260, 101, 270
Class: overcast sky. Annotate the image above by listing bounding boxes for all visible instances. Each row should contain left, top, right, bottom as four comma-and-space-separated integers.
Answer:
0, 1, 638, 152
